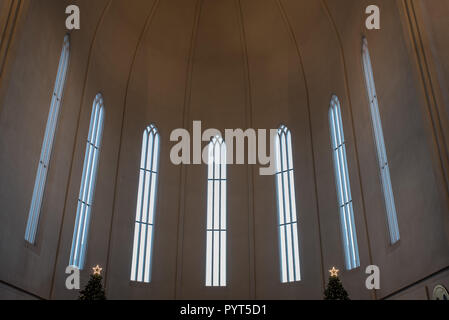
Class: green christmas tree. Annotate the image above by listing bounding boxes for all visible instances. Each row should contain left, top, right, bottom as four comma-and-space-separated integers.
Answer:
79, 265, 107, 300
324, 267, 350, 300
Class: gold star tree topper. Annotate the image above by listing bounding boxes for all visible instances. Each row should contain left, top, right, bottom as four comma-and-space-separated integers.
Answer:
329, 267, 340, 278
92, 265, 103, 276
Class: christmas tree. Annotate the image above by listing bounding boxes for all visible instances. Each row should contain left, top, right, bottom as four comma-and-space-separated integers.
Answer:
79, 265, 107, 300
324, 267, 350, 300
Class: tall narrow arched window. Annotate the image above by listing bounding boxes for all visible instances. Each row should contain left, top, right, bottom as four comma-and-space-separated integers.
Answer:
362, 38, 400, 244
69, 94, 105, 269
275, 126, 301, 283
329, 96, 360, 270
205, 136, 227, 287
130, 125, 160, 283
25, 35, 70, 244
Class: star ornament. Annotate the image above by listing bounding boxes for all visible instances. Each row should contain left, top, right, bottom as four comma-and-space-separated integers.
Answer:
329, 267, 340, 278
92, 265, 103, 276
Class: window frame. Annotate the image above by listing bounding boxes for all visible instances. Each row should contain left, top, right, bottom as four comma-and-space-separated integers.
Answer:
69, 93, 105, 270
274, 125, 301, 283
205, 136, 227, 287
25, 34, 70, 244
362, 38, 400, 244
130, 124, 160, 284
329, 95, 360, 270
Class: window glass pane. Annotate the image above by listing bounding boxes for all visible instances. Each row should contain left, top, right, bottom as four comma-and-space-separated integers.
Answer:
130, 125, 160, 283
362, 39, 400, 244
206, 137, 227, 287
25, 35, 70, 244
275, 126, 301, 283
69, 94, 105, 269
329, 96, 360, 270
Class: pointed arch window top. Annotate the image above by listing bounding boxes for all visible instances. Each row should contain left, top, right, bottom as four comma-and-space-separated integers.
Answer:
69, 93, 105, 269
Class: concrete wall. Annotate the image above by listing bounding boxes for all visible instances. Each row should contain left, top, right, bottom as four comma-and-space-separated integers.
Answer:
0, 0, 448, 300
417, 0, 449, 120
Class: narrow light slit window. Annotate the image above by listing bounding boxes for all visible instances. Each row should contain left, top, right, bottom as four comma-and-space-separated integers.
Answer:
329, 96, 360, 270
362, 38, 400, 244
130, 125, 160, 283
25, 35, 70, 244
275, 126, 301, 283
69, 94, 105, 269
205, 136, 227, 287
